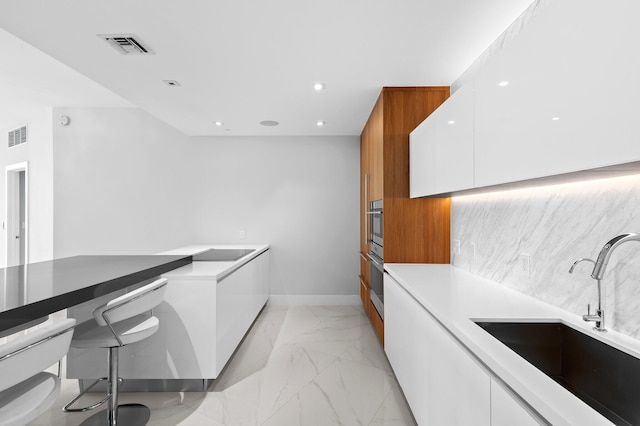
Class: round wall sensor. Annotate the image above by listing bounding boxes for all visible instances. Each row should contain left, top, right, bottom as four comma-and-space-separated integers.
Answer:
58, 115, 70, 126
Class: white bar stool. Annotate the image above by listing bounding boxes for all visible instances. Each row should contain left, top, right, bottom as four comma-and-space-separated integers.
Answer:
0, 318, 76, 426
64, 277, 168, 426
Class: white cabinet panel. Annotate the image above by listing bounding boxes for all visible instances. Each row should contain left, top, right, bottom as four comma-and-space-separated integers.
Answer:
385, 274, 491, 425
410, 84, 475, 197
217, 250, 270, 376
474, 0, 640, 187
216, 260, 255, 375
491, 379, 542, 426
253, 252, 271, 312
410, 1, 640, 193
385, 274, 431, 423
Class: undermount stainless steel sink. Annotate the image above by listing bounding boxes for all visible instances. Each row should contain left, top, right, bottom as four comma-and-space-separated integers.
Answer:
192, 248, 255, 262
475, 321, 640, 426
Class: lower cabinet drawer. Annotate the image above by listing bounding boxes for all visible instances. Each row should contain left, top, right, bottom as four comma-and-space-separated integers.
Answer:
491, 380, 541, 426
368, 299, 384, 347
385, 273, 490, 425
359, 278, 368, 311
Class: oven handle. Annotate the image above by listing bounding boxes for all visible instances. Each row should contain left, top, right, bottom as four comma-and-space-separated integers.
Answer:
367, 253, 384, 271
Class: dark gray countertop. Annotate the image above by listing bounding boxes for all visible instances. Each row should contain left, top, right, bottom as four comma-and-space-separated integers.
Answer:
0, 255, 191, 334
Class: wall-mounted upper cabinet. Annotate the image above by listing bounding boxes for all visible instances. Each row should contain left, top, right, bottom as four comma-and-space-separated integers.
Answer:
410, 0, 640, 196
410, 84, 474, 197
475, 0, 640, 188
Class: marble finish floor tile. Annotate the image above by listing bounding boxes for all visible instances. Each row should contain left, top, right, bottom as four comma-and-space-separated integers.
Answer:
30, 304, 416, 425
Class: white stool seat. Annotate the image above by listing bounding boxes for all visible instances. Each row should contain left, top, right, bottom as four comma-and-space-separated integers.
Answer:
72, 314, 159, 348
0, 372, 60, 426
0, 318, 75, 426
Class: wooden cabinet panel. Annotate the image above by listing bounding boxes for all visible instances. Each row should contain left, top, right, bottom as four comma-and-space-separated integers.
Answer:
368, 94, 384, 202
359, 253, 370, 314
359, 252, 370, 287
360, 128, 370, 255
360, 87, 451, 265
359, 278, 369, 315
383, 197, 450, 264
368, 299, 384, 346
359, 86, 452, 348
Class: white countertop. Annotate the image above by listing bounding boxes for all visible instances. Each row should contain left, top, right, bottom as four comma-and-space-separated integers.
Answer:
158, 244, 269, 280
384, 264, 640, 426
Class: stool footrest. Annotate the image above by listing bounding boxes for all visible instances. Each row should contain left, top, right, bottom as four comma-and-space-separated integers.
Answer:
62, 377, 123, 412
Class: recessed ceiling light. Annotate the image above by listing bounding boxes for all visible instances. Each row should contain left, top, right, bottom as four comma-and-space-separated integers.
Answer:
316, 121, 326, 127
551, 117, 560, 121
215, 121, 224, 126
313, 82, 326, 91
163, 80, 181, 87
498, 81, 509, 87
260, 120, 279, 127
447, 120, 456, 125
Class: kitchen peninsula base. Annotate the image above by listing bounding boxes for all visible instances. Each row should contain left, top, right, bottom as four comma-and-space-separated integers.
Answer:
66, 245, 270, 391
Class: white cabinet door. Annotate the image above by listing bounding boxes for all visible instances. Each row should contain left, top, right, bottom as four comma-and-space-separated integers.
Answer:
474, 0, 640, 188
259, 250, 270, 308
410, 84, 475, 197
385, 274, 431, 423
491, 379, 542, 426
385, 274, 491, 425
217, 250, 270, 376
216, 261, 254, 375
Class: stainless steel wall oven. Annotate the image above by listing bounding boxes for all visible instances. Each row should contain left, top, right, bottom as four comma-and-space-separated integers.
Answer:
368, 199, 383, 249
368, 251, 384, 319
368, 199, 384, 318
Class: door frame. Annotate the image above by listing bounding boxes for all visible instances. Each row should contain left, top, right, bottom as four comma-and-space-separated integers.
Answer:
5, 161, 29, 266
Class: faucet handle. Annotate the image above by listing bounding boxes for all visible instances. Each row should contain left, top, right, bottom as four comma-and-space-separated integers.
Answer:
587, 303, 591, 315
569, 258, 596, 274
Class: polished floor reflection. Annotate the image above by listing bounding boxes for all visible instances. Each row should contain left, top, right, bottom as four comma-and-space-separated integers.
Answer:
31, 304, 416, 425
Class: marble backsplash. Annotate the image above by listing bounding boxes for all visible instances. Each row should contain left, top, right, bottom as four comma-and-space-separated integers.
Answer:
451, 174, 640, 339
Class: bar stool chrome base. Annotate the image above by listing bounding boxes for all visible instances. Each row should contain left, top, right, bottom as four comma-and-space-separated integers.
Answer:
79, 404, 150, 426
63, 377, 123, 412
66, 278, 168, 426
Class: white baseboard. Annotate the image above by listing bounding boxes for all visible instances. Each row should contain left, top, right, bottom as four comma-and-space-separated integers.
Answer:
267, 295, 361, 305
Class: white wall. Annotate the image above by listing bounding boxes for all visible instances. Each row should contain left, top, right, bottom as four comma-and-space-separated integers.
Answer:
189, 135, 360, 298
0, 107, 54, 266
51, 108, 360, 299
52, 107, 197, 257
451, 174, 640, 339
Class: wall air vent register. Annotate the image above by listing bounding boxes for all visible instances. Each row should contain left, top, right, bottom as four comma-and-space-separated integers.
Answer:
8, 125, 27, 148
98, 34, 155, 55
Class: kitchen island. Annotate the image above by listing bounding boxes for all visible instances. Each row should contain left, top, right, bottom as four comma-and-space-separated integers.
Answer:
0, 255, 191, 335
67, 244, 270, 390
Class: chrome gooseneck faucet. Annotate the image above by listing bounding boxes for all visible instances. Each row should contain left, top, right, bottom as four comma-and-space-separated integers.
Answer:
570, 233, 640, 332
591, 233, 640, 280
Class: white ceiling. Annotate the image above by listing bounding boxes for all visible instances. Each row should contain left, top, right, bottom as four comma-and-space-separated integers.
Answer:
0, 0, 534, 136
0, 29, 133, 129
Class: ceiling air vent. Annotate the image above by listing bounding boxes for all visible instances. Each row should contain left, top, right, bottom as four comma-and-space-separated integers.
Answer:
8, 125, 27, 148
98, 34, 155, 55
